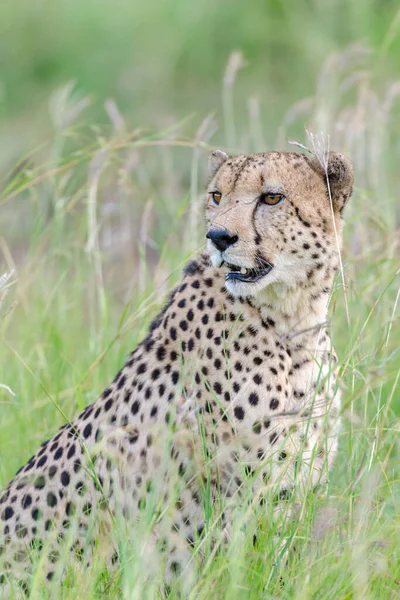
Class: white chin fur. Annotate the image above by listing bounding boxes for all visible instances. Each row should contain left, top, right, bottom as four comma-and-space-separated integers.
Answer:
210, 253, 223, 268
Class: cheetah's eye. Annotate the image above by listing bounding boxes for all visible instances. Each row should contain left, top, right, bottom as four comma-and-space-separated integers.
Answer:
261, 193, 285, 206
211, 191, 222, 205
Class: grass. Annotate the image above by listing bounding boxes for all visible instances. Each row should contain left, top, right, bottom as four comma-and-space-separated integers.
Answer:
1, 40, 400, 599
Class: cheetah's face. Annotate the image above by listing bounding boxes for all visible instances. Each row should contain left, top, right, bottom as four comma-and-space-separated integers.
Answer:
205, 150, 354, 298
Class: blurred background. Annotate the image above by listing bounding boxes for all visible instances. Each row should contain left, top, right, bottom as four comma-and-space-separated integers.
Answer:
1, 0, 400, 163
0, 0, 399, 484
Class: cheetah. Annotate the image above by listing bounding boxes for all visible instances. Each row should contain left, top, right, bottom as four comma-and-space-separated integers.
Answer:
0, 149, 354, 594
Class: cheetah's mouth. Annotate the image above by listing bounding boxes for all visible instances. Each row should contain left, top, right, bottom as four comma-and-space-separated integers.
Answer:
223, 259, 273, 283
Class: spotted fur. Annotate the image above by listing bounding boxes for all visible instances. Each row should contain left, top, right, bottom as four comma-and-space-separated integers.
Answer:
0, 150, 354, 593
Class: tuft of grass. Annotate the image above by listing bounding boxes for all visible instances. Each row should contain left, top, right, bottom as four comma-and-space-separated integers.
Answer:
1, 44, 400, 598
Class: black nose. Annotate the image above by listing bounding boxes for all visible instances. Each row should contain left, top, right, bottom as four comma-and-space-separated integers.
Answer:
206, 228, 238, 252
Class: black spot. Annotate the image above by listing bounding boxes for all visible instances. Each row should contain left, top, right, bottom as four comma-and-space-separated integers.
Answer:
34, 476, 46, 489
60, 471, 70, 486
253, 374, 262, 385
269, 432, 279, 445
83, 423, 92, 439
157, 346, 167, 361
234, 406, 245, 420
184, 260, 200, 275
170, 561, 181, 574
76, 481, 85, 496
151, 368, 161, 381
137, 363, 147, 375
49, 550, 60, 564
214, 382, 222, 395
150, 406, 158, 418
171, 371, 179, 385
170, 351, 178, 361
67, 445, 76, 459
66, 502, 75, 517
178, 299, 186, 308
270, 398, 279, 410
30, 538, 43, 551
47, 493, 57, 508
257, 449, 265, 460
54, 447, 63, 460
36, 455, 47, 468
249, 392, 259, 406
83, 502, 92, 516
129, 432, 139, 444
201, 314, 209, 325
252, 421, 262, 434
123, 390, 132, 404
117, 374, 126, 390
31, 508, 42, 521
45, 519, 54, 531
21, 495, 32, 509
1, 506, 13, 521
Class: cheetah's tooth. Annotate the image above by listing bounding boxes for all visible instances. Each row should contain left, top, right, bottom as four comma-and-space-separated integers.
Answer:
240, 267, 247, 275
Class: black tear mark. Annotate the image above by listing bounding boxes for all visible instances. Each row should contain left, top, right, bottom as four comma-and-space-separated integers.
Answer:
251, 201, 263, 246
295, 207, 311, 228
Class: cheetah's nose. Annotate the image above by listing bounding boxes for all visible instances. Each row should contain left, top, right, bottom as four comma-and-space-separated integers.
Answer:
206, 229, 238, 252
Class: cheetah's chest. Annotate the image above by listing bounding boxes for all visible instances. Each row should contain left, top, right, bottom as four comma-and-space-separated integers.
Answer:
190, 319, 294, 432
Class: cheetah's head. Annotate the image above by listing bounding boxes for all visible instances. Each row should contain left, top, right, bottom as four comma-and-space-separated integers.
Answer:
205, 150, 354, 298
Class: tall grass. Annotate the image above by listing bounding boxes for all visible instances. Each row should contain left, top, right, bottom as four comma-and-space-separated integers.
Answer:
0, 44, 399, 598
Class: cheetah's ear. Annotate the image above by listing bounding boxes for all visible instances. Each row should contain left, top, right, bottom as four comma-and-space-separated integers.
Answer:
309, 152, 354, 213
208, 149, 229, 179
